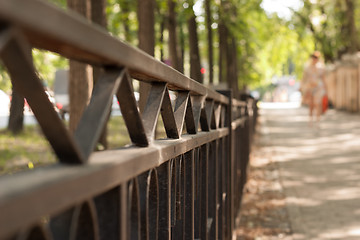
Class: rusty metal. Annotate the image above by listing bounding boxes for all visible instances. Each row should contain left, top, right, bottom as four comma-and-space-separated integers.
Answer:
0, 1, 258, 239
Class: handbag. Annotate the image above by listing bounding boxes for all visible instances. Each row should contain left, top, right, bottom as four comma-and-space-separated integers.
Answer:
322, 95, 328, 113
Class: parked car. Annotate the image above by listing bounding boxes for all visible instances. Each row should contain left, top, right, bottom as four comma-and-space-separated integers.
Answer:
53, 69, 69, 118
0, 89, 10, 115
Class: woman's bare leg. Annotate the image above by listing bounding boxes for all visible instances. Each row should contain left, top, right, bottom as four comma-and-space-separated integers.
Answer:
316, 101, 322, 123
309, 96, 314, 126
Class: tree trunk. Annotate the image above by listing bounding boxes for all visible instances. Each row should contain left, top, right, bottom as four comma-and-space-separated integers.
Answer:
67, 0, 93, 133
167, 0, 181, 71
179, 20, 185, 74
205, 0, 214, 84
91, 0, 108, 149
159, 17, 165, 62
227, 36, 239, 97
218, 20, 228, 83
137, 0, 155, 112
120, 0, 132, 42
8, 87, 24, 134
187, 10, 203, 83
345, 0, 359, 53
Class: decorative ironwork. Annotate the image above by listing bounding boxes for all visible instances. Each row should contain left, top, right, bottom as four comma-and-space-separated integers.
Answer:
0, 0, 258, 239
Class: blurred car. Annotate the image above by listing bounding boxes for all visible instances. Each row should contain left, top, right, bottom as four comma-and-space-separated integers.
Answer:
53, 69, 69, 118
0, 89, 10, 115
112, 92, 140, 113
289, 91, 302, 102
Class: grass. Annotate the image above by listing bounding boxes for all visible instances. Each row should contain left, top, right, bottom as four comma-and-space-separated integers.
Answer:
0, 114, 170, 175
0, 116, 134, 175
0, 125, 56, 175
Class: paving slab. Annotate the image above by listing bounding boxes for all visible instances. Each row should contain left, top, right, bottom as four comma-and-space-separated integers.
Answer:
260, 104, 360, 240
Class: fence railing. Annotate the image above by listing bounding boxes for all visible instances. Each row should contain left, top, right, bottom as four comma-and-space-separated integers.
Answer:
0, 0, 257, 239
325, 53, 360, 112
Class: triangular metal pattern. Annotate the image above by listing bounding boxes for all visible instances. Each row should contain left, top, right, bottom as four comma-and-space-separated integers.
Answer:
173, 91, 190, 135
0, 27, 84, 163
142, 82, 167, 142
117, 71, 148, 146
186, 96, 204, 134
212, 103, 221, 129
74, 68, 125, 160
220, 104, 226, 128
161, 87, 180, 139
184, 96, 196, 134
200, 99, 214, 131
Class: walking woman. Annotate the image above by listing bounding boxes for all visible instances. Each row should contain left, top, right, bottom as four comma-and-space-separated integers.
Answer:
301, 51, 327, 126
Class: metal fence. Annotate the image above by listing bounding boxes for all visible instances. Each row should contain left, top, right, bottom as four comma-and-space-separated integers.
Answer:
0, 0, 257, 239
325, 54, 360, 112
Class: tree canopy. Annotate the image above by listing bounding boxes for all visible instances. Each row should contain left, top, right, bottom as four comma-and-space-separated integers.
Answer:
1, 0, 360, 93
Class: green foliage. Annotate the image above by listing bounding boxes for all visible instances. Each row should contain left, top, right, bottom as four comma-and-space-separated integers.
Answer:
0, 64, 11, 93
4, 0, 354, 95
0, 126, 56, 175
292, 0, 360, 62
32, 49, 68, 88
47, 0, 66, 8
0, 116, 133, 175
107, 0, 138, 44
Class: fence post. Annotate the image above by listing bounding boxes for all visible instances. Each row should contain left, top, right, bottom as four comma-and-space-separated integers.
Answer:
217, 90, 233, 239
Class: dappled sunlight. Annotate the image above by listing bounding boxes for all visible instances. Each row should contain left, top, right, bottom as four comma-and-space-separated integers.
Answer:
286, 197, 322, 207
258, 106, 360, 239
354, 209, 360, 215
325, 188, 360, 201
314, 226, 360, 240
349, 228, 360, 236
258, 101, 301, 109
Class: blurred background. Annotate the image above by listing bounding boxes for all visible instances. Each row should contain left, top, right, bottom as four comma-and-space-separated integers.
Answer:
1, 0, 359, 172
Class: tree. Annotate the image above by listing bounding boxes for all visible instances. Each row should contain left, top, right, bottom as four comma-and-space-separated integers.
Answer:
137, 0, 155, 112
344, 0, 359, 53
218, 0, 239, 96
186, 0, 203, 83
67, 0, 93, 133
167, 0, 181, 71
205, 0, 214, 84
8, 87, 24, 134
292, 0, 360, 62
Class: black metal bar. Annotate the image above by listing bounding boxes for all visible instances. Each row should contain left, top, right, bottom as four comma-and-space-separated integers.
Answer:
200, 99, 214, 131
174, 91, 190, 135
93, 187, 120, 240
184, 150, 194, 240
208, 140, 218, 240
157, 162, 171, 239
142, 83, 167, 142
172, 156, 184, 240
119, 183, 128, 240
189, 96, 204, 133
138, 172, 150, 240
212, 103, 221, 129
117, 71, 148, 147
70, 201, 100, 240
200, 144, 209, 240
185, 96, 196, 134
74, 68, 125, 160
148, 170, 159, 240
129, 179, 141, 240
161, 87, 180, 139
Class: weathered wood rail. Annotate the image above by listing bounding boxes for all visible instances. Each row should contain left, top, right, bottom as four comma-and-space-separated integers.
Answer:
325, 53, 360, 112
0, 0, 257, 239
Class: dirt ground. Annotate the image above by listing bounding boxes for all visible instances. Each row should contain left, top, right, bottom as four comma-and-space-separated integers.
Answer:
236, 105, 360, 240
235, 133, 293, 240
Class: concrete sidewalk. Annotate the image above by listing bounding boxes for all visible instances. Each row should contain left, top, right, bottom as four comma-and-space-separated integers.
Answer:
260, 104, 360, 240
